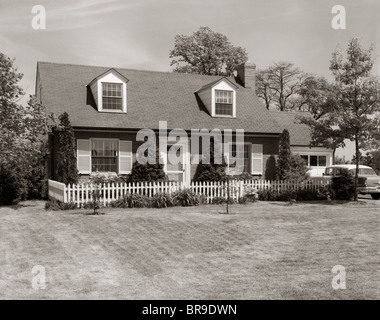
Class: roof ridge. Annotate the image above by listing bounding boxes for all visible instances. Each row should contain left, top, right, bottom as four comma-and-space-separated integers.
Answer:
37, 61, 235, 79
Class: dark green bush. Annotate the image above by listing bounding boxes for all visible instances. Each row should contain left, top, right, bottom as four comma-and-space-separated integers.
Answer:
45, 199, 62, 211
0, 163, 28, 205
125, 193, 149, 208
331, 170, 355, 200
172, 189, 200, 207
151, 192, 173, 208
257, 187, 329, 201
45, 199, 77, 210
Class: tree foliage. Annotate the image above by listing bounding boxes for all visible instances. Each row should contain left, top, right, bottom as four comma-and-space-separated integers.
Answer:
0, 53, 52, 204
276, 129, 291, 180
169, 27, 248, 76
329, 38, 380, 200
55, 112, 78, 185
194, 138, 227, 182
256, 62, 306, 110
128, 149, 167, 183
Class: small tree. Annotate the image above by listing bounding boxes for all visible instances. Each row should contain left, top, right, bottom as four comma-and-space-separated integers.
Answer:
283, 154, 309, 181
276, 129, 291, 180
128, 149, 167, 183
55, 112, 78, 185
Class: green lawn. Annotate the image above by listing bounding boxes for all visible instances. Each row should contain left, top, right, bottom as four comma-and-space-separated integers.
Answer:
0, 197, 379, 299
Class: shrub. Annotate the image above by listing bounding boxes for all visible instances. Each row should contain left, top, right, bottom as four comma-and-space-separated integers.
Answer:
243, 185, 258, 202
55, 112, 79, 185
172, 189, 200, 206
125, 193, 149, 208
276, 129, 291, 180
0, 163, 28, 205
193, 138, 227, 182
238, 196, 249, 204
257, 187, 329, 202
45, 199, 62, 211
44, 199, 77, 210
151, 192, 173, 208
128, 148, 167, 183
331, 170, 355, 200
61, 202, 78, 210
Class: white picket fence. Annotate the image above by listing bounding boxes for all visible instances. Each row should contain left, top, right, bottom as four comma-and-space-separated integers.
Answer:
48, 179, 330, 207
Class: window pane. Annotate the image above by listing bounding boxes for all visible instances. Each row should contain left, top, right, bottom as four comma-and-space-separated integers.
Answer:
215, 103, 233, 116
102, 83, 122, 97
103, 97, 122, 110
229, 144, 249, 173
310, 156, 318, 166
318, 156, 326, 166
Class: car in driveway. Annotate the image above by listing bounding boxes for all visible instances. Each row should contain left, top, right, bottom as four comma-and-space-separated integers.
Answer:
317, 164, 380, 200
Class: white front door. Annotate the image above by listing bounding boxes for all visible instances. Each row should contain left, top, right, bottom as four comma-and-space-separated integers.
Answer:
165, 144, 188, 185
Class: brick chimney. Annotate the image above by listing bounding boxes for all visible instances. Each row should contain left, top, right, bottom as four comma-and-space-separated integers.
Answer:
235, 62, 256, 89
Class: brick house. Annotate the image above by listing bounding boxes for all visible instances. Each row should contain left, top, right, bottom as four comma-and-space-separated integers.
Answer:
36, 61, 300, 185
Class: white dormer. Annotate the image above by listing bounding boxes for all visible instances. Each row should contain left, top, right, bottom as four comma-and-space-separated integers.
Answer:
195, 78, 238, 118
89, 69, 128, 113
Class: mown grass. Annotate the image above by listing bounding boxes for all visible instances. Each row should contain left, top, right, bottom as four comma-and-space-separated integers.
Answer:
0, 197, 378, 299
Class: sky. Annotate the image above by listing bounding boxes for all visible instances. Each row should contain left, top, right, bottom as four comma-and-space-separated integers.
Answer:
1, 0, 379, 159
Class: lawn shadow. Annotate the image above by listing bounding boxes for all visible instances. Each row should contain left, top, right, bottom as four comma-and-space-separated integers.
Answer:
2, 202, 42, 210
268, 200, 367, 206
83, 211, 106, 216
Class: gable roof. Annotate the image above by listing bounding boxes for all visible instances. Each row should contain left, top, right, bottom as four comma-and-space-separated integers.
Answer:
88, 68, 129, 86
37, 61, 281, 134
195, 77, 239, 93
269, 111, 312, 146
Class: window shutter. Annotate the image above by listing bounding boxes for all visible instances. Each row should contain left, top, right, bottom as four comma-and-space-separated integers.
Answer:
251, 144, 263, 175
77, 139, 91, 174
119, 141, 132, 174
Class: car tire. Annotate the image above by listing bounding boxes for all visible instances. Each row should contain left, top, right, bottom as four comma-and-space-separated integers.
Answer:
370, 194, 380, 200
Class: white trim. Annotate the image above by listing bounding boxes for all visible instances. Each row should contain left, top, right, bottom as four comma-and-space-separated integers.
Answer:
77, 139, 91, 174
119, 140, 133, 174
225, 142, 252, 174
251, 144, 263, 175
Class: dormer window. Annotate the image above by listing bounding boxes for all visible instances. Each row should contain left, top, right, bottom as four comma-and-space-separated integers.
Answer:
89, 69, 128, 113
215, 90, 233, 116
102, 83, 122, 110
194, 77, 237, 118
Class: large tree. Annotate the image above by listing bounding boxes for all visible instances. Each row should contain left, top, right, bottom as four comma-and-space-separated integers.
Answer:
0, 53, 52, 202
169, 27, 248, 76
256, 61, 306, 111
329, 38, 380, 200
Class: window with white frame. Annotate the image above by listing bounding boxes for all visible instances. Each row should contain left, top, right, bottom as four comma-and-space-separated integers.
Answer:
229, 144, 250, 173
102, 83, 122, 110
215, 90, 233, 116
300, 155, 327, 167
91, 140, 118, 172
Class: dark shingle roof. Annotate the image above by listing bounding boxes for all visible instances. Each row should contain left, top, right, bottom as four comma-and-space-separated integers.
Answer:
37, 62, 281, 134
270, 111, 312, 146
